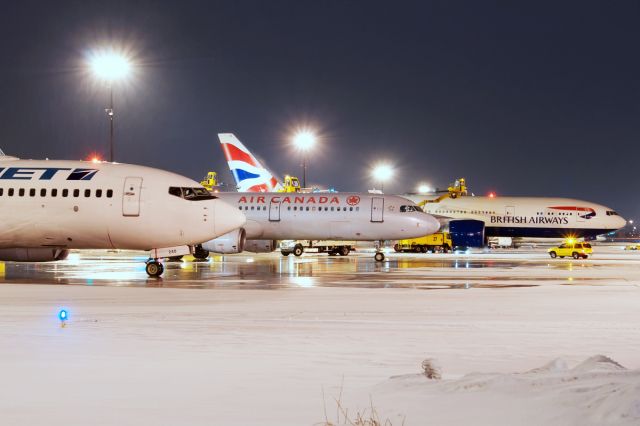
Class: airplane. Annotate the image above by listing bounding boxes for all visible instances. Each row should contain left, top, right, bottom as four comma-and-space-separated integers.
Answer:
198, 133, 440, 261
0, 153, 245, 276
404, 182, 627, 247
199, 191, 440, 262
218, 133, 283, 192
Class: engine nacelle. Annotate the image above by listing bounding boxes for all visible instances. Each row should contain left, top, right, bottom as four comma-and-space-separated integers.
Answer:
449, 219, 485, 248
201, 228, 246, 254
0, 248, 70, 262
244, 240, 276, 253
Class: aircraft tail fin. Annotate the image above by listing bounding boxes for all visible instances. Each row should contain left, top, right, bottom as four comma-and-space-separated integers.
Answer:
218, 133, 283, 192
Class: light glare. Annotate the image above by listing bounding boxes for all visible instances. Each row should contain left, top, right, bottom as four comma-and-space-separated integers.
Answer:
89, 50, 132, 82
293, 131, 316, 151
417, 184, 432, 193
372, 164, 394, 182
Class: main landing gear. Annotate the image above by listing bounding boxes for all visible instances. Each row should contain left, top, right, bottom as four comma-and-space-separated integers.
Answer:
146, 259, 164, 277
193, 244, 210, 261
374, 240, 385, 262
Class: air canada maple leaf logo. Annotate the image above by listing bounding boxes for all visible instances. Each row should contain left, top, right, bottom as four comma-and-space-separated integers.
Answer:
347, 195, 361, 206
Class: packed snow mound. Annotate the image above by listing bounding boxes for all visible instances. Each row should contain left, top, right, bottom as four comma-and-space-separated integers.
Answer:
369, 356, 640, 426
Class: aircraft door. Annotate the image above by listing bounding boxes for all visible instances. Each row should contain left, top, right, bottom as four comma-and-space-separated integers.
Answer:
371, 197, 384, 222
122, 177, 143, 217
269, 199, 281, 222
505, 206, 515, 216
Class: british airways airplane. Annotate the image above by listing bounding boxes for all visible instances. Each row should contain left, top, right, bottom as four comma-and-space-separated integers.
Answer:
219, 133, 283, 192
0, 153, 245, 276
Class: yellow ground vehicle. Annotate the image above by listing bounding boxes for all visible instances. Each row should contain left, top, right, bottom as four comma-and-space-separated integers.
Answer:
548, 242, 593, 259
624, 244, 640, 250
394, 232, 452, 253
279, 175, 301, 193
200, 172, 218, 191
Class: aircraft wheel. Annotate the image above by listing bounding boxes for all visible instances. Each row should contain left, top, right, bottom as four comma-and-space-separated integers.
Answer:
281, 251, 290, 257
549, 251, 557, 258
146, 261, 164, 277
374, 252, 385, 262
293, 244, 304, 257
393, 244, 401, 252
339, 246, 350, 256
419, 246, 427, 253
572, 252, 580, 259
193, 245, 210, 261
167, 255, 183, 262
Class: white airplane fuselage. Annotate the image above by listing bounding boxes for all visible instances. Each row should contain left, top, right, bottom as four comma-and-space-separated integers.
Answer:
411, 195, 626, 239
214, 192, 440, 241
0, 158, 245, 255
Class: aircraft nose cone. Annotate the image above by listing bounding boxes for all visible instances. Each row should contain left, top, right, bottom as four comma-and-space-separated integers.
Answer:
419, 213, 441, 235
214, 200, 246, 236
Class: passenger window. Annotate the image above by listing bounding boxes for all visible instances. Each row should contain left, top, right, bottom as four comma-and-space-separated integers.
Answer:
29, 188, 35, 197
306, 207, 310, 211
250, 206, 254, 210
107, 189, 113, 198
96, 189, 102, 198
8, 188, 14, 196
350, 207, 353, 211
294, 206, 297, 211
331, 207, 334, 211
85, 189, 91, 197
287, 206, 291, 211
40, 188, 46, 197
52, 189, 57, 197
62, 189, 68, 197
19, 188, 25, 197
0, 188, 3, 196
73, 189, 79, 197
238, 206, 242, 210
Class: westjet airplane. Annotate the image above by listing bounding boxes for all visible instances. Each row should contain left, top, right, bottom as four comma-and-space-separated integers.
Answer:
0, 153, 245, 276
195, 133, 440, 261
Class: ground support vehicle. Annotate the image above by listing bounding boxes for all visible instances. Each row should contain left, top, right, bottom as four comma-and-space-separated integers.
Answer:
394, 233, 452, 253
548, 242, 593, 259
280, 240, 356, 257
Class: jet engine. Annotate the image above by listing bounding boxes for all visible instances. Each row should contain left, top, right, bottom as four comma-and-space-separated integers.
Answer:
449, 219, 485, 249
0, 248, 70, 262
244, 240, 276, 253
201, 228, 246, 254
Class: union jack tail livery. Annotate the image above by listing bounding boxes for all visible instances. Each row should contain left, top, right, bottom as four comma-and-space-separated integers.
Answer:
218, 133, 283, 192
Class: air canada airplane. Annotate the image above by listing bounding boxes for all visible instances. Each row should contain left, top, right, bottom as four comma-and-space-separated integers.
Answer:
0, 153, 245, 276
196, 133, 440, 261
200, 192, 439, 261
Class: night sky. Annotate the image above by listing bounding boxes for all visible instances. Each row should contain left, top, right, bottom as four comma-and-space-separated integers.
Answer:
1, 1, 638, 218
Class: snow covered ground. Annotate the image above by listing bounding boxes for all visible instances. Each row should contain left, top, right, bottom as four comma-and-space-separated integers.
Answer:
0, 247, 639, 425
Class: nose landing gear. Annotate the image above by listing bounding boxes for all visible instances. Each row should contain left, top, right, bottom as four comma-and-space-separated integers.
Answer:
374, 240, 385, 262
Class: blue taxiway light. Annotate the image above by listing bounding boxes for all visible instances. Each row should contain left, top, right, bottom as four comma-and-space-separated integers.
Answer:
58, 309, 68, 321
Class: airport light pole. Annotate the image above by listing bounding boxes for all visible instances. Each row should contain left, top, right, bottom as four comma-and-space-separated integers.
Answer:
88, 50, 132, 162
293, 130, 316, 188
372, 164, 394, 192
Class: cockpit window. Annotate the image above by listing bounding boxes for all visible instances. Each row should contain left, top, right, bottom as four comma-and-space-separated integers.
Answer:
400, 205, 423, 213
606, 211, 619, 216
168, 186, 217, 200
